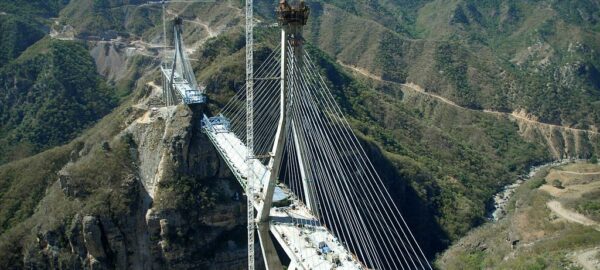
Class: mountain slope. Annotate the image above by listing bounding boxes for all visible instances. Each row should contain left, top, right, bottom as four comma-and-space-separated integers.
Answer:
0, 38, 117, 164
438, 162, 600, 269
0, 0, 599, 268
300, 0, 600, 129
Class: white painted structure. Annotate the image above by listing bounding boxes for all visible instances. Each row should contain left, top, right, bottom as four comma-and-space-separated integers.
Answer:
195, 1, 432, 269
161, 67, 206, 104
203, 117, 364, 270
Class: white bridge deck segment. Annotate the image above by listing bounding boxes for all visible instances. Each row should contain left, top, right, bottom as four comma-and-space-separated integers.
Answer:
203, 116, 364, 270
161, 67, 205, 104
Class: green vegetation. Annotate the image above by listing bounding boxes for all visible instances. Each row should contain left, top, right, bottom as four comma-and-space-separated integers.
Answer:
0, 15, 46, 68
450, 250, 486, 269
0, 0, 67, 18
573, 191, 600, 221
375, 32, 408, 83
60, 0, 147, 38
0, 145, 71, 234
0, 39, 117, 164
300, 0, 600, 128
552, 179, 565, 189
435, 42, 480, 109
428, 0, 600, 126
528, 177, 546, 189
439, 163, 600, 269
155, 175, 217, 214
0, 0, 69, 66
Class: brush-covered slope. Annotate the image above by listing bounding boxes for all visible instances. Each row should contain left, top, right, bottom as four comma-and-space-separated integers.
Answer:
438, 162, 600, 269
0, 38, 117, 164
297, 0, 600, 129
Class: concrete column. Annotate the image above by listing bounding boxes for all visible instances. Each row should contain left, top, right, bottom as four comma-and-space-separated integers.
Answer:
256, 28, 288, 270
257, 224, 283, 270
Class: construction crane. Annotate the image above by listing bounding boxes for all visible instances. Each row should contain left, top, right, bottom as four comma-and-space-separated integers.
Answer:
245, 0, 255, 268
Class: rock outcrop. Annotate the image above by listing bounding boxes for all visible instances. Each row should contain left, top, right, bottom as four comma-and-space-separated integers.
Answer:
14, 96, 250, 269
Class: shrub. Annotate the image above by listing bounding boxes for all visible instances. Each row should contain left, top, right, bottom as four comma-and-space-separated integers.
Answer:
551, 179, 564, 189
528, 177, 546, 189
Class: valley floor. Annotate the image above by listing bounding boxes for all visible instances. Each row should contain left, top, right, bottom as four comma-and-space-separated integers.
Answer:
437, 162, 600, 269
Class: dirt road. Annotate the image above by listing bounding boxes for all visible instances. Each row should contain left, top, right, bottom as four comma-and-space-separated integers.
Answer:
547, 200, 600, 230
338, 61, 600, 136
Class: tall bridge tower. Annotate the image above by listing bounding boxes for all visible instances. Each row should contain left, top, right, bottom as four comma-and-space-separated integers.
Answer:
275, 0, 318, 217
203, 0, 433, 269
251, 1, 313, 269
161, 16, 206, 106
253, 1, 314, 269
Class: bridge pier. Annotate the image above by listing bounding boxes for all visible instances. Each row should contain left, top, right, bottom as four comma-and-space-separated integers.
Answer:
257, 223, 284, 270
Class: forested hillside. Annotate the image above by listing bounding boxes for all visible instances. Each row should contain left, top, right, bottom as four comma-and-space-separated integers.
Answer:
295, 0, 600, 128
0, 0, 68, 67
0, 0, 598, 268
0, 39, 117, 164
0, 0, 118, 164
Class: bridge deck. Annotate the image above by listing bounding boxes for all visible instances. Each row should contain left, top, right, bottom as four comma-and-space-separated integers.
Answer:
203, 115, 363, 270
161, 67, 205, 104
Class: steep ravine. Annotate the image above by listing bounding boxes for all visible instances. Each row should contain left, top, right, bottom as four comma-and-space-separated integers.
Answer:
488, 159, 573, 221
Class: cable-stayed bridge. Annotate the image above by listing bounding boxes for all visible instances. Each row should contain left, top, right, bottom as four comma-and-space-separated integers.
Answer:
160, 7, 206, 105
159, 0, 432, 269
202, 44, 431, 268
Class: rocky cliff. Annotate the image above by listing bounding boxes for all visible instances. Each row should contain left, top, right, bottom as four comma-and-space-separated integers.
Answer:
0, 83, 255, 269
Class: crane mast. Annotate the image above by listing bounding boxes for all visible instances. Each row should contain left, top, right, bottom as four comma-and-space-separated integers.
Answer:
245, 0, 255, 269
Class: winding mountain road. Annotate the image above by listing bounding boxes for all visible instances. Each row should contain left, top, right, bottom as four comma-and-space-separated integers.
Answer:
338, 61, 600, 136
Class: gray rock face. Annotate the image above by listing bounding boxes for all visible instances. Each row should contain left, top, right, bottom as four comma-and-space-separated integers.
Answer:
16, 104, 249, 270
98, 217, 127, 269
128, 105, 198, 197
82, 216, 106, 260
68, 214, 87, 260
